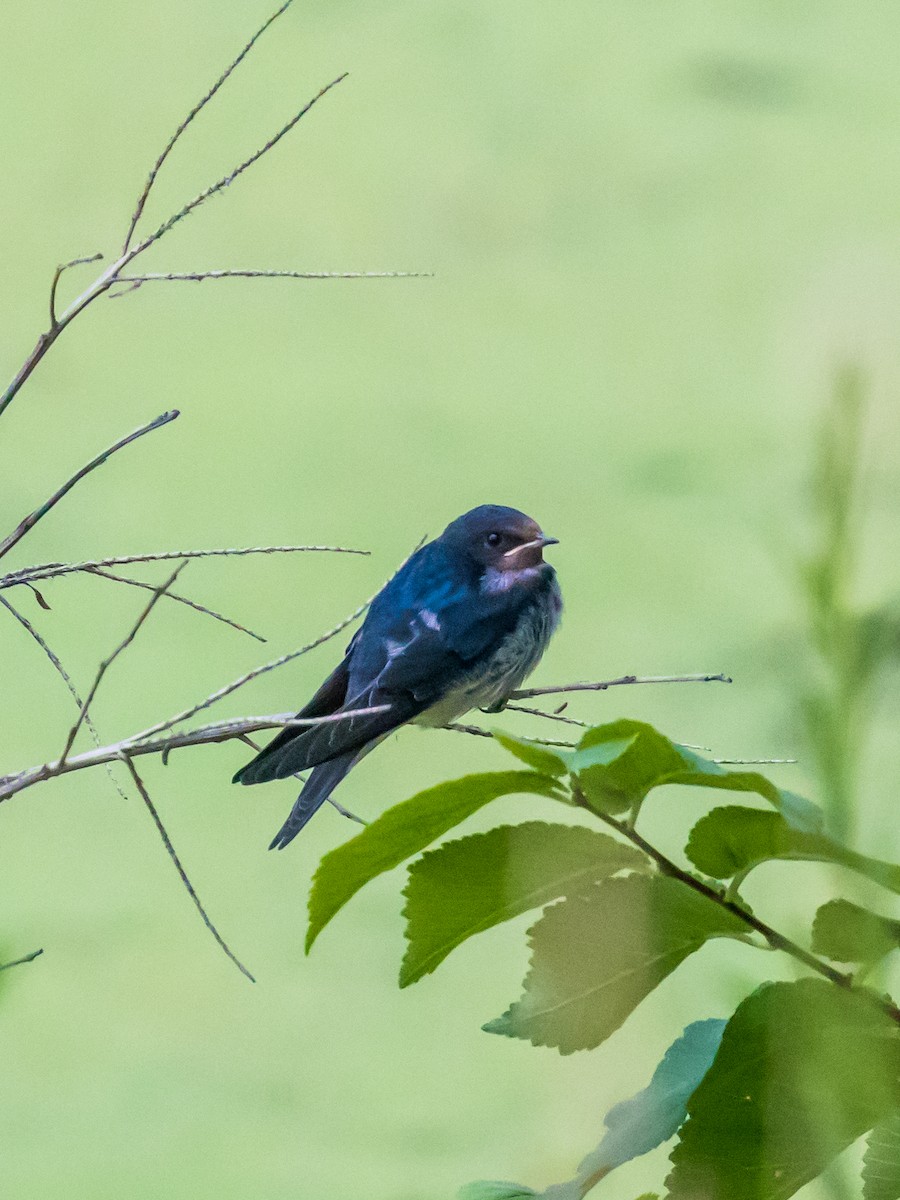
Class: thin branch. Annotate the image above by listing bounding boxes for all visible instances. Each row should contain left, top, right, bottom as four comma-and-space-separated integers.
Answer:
123, 0, 295, 252
0, 594, 83, 706
443, 722, 576, 749
0, 948, 43, 971
0, 542, 367, 590
113, 269, 433, 292
84, 567, 266, 643
502, 702, 588, 728
60, 563, 187, 765
49, 253, 103, 326
120, 755, 255, 983
580, 796, 900, 1027
143, 73, 349, 248
1, 593, 135, 805
0, 710, 389, 802
508, 672, 732, 701
0, 411, 179, 564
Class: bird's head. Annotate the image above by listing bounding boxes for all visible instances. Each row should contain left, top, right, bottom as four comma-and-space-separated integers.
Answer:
440, 505, 558, 577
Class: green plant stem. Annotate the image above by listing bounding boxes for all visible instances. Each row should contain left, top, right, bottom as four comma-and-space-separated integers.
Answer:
574, 793, 900, 1027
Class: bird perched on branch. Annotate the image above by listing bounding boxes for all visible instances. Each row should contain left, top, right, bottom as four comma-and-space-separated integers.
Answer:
233, 505, 561, 849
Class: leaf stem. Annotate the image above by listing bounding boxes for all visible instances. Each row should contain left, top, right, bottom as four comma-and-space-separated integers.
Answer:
575, 792, 900, 1027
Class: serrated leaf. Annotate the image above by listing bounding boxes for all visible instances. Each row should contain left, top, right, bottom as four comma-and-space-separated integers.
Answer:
812, 900, 900, 964
484, 875, 746, 1053
574, 1018, 726, 1182
401, 821, 648, 986
863, 1109, 900, 1200
666, 979, 900, 1200
686, 807, 900, 895
306, 771, 562, 951
494, 732, 574, 776
570, 722, 823, 832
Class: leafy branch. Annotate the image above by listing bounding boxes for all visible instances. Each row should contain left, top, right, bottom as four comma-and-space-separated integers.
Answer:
303, 717, 900, 1199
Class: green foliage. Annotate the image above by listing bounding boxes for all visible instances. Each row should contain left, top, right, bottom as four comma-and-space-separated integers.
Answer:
863, 1110, 900, 1200
400, 821, 647, 986
492, 732, 574, 776
309, 714, 900, 1198
483, 876, 745, 1053
549, 718, 823, 831
463, 1021, 725, 1198
305, 771, 563, 951
667, 979, 900, 1200
573, 1018, 726, 1176
686, 805, 900, 893
812, 899, 900, 964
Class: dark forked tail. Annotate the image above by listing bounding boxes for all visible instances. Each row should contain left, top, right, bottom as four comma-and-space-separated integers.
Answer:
267, 752, 357, 850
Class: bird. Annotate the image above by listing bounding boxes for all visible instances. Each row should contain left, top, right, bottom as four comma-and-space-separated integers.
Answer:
233, 505, 562, 849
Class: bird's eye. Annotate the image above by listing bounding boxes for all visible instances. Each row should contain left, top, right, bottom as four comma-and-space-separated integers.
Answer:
485, 532, 503, 548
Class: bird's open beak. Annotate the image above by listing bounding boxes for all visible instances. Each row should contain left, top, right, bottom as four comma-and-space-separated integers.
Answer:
503, 533, 559, 562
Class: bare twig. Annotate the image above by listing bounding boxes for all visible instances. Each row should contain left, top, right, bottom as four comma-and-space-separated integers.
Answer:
1, 593, 135, 805
60, 563, 187, 766
0, 710, 390, 802
0, 543, 367, 591
49, 253, 103, 326
120, 755, 255, 983
0, 411, 179, 563
113, 269, 433, 292
0, 948, 43, 971
144, 73, 349, 248
0, 594, 83, 706
501, 702, 588, 728
84, 567, 266, 643
508, 672, 732, 701
123, 0, 295, 252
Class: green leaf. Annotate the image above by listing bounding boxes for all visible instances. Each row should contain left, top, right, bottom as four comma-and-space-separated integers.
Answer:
573, 1018, 726, 1181
863, 1109, 900, 1200
572, 720, 683, 815
686, 806, 900, 895
667, 979, 900, 1200
306, 771, 562, 952
484, 875, 746, 1053
570, 721, 823, 832
812, 899, 900, 964
494, 732, 573, 776
458, 1024, 717, 1200
401, 821, 648, 986
459, 1181, 579, 1200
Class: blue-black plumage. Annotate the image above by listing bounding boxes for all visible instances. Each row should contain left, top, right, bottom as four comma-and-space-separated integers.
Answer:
233, 505, 562, 849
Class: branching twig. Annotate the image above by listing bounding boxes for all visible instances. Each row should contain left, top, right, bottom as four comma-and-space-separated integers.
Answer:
143, 73, 349, 248
83, 567, 266, 643
123, 0, 295, 253
0, 710, 387, 801
0, 411, 179, 563
49, 254, 103, 327
508, 673, 732, 701
60, 563, 187, 765
120, 755, 255, 983
0, 543, 366, 591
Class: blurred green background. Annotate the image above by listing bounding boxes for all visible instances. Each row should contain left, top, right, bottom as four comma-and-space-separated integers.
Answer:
2, 2, 900, 1197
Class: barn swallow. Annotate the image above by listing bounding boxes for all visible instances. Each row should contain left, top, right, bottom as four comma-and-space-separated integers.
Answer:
233, 505, 561, 849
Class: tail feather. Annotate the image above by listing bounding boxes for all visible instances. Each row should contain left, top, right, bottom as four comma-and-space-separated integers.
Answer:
268, 752, 356, 850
